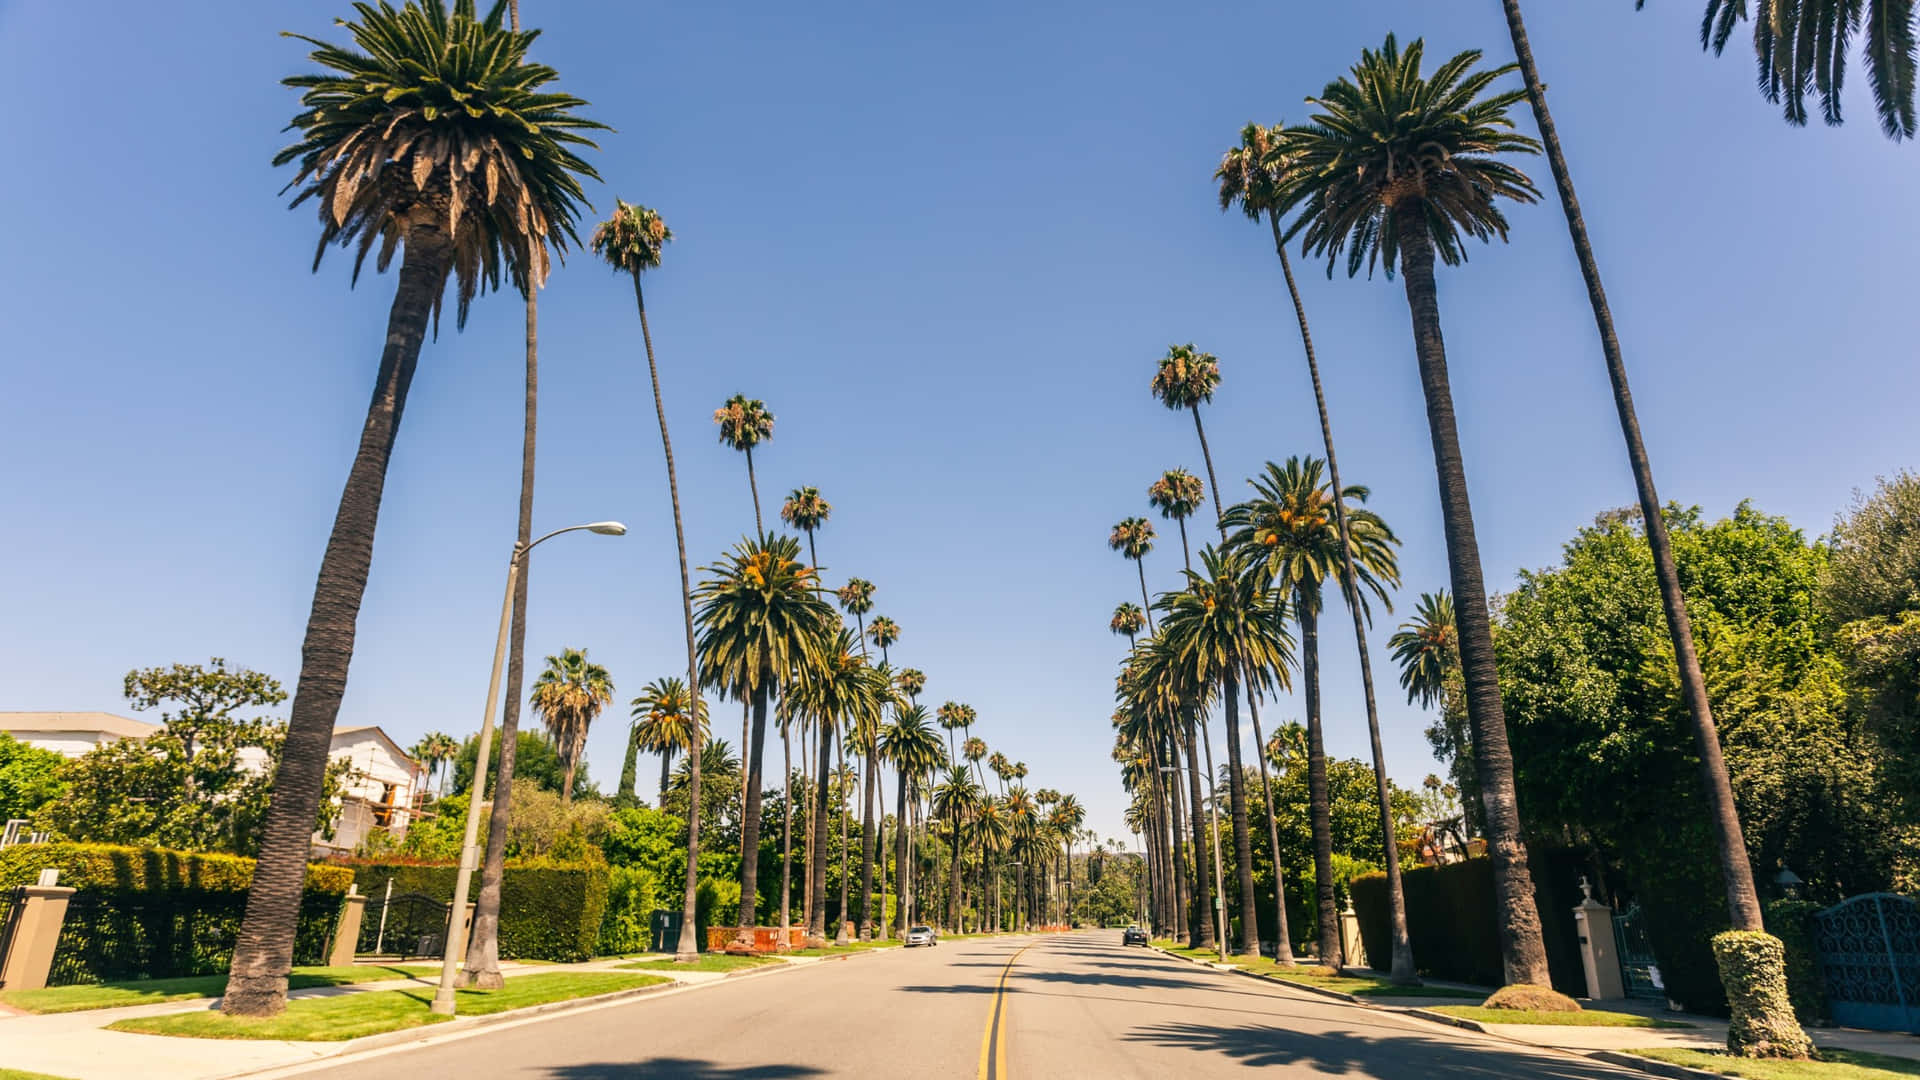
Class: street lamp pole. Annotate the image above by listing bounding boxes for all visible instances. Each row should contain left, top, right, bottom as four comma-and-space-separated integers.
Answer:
431, 521, 625, 1016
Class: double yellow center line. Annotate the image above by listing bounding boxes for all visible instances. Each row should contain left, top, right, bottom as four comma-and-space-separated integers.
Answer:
976, 940, 1036, 1080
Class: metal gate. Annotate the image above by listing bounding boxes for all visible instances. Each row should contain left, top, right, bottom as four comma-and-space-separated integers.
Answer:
1612, 903, 1666, 1001
356, 891, 452, 960
1812, 893, 1920, 1033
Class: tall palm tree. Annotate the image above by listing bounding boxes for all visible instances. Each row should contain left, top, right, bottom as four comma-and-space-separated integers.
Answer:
856, 661, 899, 940
408, 732, 459, 796
1277, 33, 1550, 987
630, 677, 708, 802
1653, 0, 1917, 139
1389, 592, 1475, 833
1501, 8, 1801, 1039
962, 736, 989, 790
592, 199, 703, 963
1224, 456, 1406, 973
1148, 468, 1207, 573
1002, 785, 1038, 930
694, 534, 837, 939
1155, 547, 1295, 958
935, 701, 970, 761
838, 578, 876, 654
1128, 641, 1207, 948
974, 794, 1011, 930
881, 703, 944, 934
714, 395, 775, 533
866, 615, 900, 665
226, 0, 603, 1016
933, 766, 983, 930
895, 668, 927, 704
1220, 122, 1417, 978
530, 647, 613, 805
792, 631, 884, 945
1149, 347, 1226, 539
1050, 795, 1086, 923
1109, 517, 1159, 630
780, 486, 832, 571
1111, 602, 1147, 645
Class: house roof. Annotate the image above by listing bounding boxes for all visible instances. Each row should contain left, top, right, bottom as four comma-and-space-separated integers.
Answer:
0, 712, 159, 738
331, 725, 420, 771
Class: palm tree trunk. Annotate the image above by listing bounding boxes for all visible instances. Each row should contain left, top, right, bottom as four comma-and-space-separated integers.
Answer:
1221, 671, 1260, 958
464, 282, 539, 990
1135, 558, 1156, 633
222, 223, 452, 1017
1395, 203, 1551, 987
859, 744, 879, 940
659, 749, 673, 804
1500, 0, 1764, 935
738, 685, 771, 937
807, 715, 834, 945
1191, 411, 1225, 541
801, 719, 815, 933
1268, 208, 1415, 982
948, 818, 964, 930
1163, 734, 1189, 942
778, 710, 793, 948
1177, 517, 1193, 574
894, 773, 910, 936
1243, 689, 1295, 964
630, 271, 706, 965
1298, 595, 1341, 966
1182, 719, 1215, 950
836, 728, 851, 943
744, 444, 763, 535
738, 700, 751, 845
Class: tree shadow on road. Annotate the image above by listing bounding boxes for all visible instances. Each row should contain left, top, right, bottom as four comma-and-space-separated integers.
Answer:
1124, 1020, 1634, 1078
542, 1061, 825, 1079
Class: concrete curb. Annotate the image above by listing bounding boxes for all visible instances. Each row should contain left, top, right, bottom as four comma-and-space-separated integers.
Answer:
1145, 944, 1369, 1006
1588, 1051, 1732, 1080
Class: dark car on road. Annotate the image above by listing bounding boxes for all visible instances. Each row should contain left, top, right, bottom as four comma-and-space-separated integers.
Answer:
1122, 925, 1149, 946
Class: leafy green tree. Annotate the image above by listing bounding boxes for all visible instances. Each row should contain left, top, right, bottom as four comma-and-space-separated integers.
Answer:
0, 734, 64, 822
593, 197, 703, 962
531, 647, 614, 805
714, 395, 776, 533
1497, 504, 1911, 1011
233, 0, 604, 1015
123, 659, 287, 763
1279, 33, 1550, 989
695, 534, 837, 933
453, 730, 587, 799
1823, 471, 1920, 831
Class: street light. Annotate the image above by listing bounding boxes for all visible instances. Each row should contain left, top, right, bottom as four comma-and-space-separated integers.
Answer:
1162, 764, 1227, 966
431, 521, 625, 1016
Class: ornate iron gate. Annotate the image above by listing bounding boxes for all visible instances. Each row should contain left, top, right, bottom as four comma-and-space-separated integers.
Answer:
1812, 893, 1920, 1033
1612, 903, 1666, 1001
356, 891, 452, 960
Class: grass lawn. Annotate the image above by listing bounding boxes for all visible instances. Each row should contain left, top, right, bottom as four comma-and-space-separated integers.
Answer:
1435, 1005, 1692, 1028
0, 965, 436, 1015
1151, 942, 1481, 999
786, 941, 902, 956
1632, 1049, 1920, 1079
0, 1070, 77, 1080
105, 972, 668, 1041
621, 954, 779, 974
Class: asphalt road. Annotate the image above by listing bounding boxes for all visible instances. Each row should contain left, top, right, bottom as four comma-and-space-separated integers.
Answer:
304, 932, 1644, 1079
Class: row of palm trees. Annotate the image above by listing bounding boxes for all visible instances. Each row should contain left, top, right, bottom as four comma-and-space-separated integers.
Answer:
1103, 9, 1817, 1055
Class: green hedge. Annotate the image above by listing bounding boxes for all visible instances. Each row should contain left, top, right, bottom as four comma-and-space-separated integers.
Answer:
1713, 930, 1814, 1057
1763, 899, 1828, 1024
1351, 851, 1586, 993
344, 858, 609, 962
0, 843, 353, 983
598, 866, 660, 955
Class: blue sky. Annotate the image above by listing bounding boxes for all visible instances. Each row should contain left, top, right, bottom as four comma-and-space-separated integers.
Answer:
1, 1, 1913, 846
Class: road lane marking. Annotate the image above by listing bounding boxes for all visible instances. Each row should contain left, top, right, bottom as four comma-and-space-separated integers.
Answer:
977, 940, 1037, 1080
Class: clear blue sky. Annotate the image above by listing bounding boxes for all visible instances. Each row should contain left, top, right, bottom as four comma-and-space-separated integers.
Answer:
1, 1, 1913, 846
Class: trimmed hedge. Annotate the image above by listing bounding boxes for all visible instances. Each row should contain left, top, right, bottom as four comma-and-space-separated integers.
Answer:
1712, 931, 1813, 1058
1763, 899, 1828, 1024
344, 858, 609, 962
0, 843, 353, 984
598, 865, 660, 956
1351, 850, 1586, 993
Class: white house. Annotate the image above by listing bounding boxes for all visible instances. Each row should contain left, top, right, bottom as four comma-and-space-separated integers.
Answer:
0, 711, 424, 855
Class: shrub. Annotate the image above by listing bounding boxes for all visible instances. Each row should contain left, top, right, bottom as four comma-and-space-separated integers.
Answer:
697, 877, 740, 929
1482, 984, 1581, 1012
598, 865, 660, 956
343, 857, 609, 962
1712, 931, 1813, 1058
0, 843, 353, 983
1763, 899, 1828, 1024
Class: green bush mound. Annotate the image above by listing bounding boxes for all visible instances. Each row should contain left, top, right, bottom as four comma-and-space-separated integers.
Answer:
1713, 931, 1814, 1059
342, 857, 608, 962
1482, 984, 1582, 1012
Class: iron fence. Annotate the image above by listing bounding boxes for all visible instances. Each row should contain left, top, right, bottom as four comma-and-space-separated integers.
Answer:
45, 889, 340, 987
355, 889, 451, 960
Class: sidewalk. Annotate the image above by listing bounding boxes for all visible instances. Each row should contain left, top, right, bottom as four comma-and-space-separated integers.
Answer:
0, 953, 831, 1080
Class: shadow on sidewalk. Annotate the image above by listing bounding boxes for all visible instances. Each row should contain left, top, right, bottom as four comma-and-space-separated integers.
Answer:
543, 1060, 825, 1079
1124, 1019, 1634, 1078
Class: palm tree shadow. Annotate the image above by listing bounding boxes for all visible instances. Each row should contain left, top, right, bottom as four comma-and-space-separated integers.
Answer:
1125, 1020, 1632, 1078
542, 1061, 825, 1080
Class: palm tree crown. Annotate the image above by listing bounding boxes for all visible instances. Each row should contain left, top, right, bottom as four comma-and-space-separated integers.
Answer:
531, 647, 614, 800
880, 704, 945, 783
693, 534, 836, 701
1389, 591, 1459, 708
1110, 602, 1147, 640
866, 615, 901, 657
631, 676, 709, 758
714, 395, 775, 454
1224, 457, 1400, 620
1148, 469, 1207, 524
276, 0, 606, 325
1109, 517, 1156, 561
837, 578, 875, 617
1149, 345, 1221, 412
590, 199, 672, 276
1155, 547, 1296, 696
781, 487, 832, 537
1277, 34, 1540, 279
895, 668, 927, 703
1215, 122, 1287, 220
